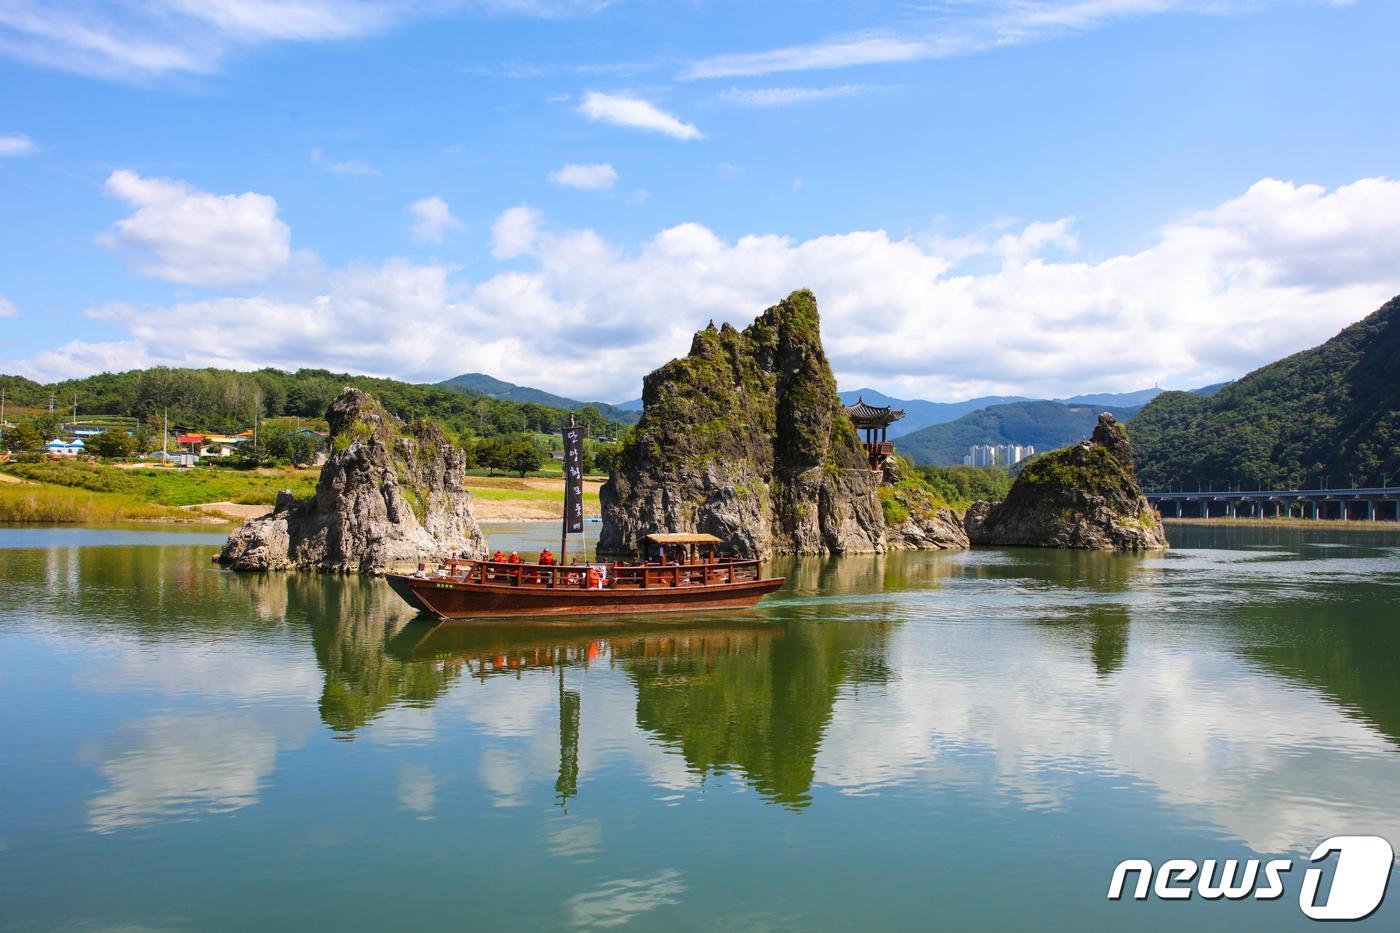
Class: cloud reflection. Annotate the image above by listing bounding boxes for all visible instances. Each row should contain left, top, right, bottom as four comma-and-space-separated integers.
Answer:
86, 714, 285, 833
565, 868, 686, 929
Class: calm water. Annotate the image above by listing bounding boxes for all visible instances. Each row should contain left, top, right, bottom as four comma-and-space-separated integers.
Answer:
1, 522, 1397, 930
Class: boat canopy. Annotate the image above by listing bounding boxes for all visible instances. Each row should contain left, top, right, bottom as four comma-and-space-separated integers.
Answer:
643, 533, 723, 545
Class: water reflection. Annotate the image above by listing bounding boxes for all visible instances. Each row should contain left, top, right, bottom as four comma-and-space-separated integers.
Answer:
3, 525, 1399, 882
395, 621, 879, 809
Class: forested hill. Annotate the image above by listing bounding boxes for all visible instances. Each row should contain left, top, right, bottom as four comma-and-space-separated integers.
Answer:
897, 400, 1144, 465
0, 367, 631, 439
436, 372, 639, 424
1129, 295, 1400, 490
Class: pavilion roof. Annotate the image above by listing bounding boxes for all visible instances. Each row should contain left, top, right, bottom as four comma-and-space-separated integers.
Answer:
844, 397, 906, 425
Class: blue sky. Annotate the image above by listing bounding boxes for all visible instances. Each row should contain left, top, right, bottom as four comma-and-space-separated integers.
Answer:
2, 0, 1398, 403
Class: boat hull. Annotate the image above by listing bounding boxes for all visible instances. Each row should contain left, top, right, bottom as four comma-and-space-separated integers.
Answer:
387, 574, 785, 621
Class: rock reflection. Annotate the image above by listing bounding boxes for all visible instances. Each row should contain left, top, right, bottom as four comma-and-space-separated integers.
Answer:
399, 618, 895, 810
623, 620, 892, 809
313, 617, 464, 735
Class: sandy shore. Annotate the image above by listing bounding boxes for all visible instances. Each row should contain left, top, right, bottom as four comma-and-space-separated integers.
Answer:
182, 501, 272, 521
176, 474, 606, 524
470, 501, 564, 521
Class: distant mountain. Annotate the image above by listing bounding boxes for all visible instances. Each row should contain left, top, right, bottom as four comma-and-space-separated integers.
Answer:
839, 388, 1033, 438
437, 373, 640, 424
1057, 388, 1163, 407
615, 398, 644, 411
896, 400, 1145, 466
837, 384, 1236, 447
1130, 296, 1400, 490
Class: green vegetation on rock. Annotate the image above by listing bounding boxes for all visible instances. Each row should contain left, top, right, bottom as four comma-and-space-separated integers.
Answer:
965, 413, 1168, 550
600, 290, 884, 557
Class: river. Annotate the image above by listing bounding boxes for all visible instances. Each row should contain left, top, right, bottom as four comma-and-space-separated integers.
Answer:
0, 523, 1396, 930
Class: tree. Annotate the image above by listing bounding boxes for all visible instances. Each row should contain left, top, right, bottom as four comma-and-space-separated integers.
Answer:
504, 440, 545, 477
4, 423, 44, 453
88, 428, 137, 459
265, 429, 319, 466
591, 441, 622, 476
473, 437, 505, 473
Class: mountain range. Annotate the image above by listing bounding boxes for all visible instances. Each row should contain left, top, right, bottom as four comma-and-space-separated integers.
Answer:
836, 387, 1178, 439
894, 400, 1148, 467
832, 386, 1232, 467
437, 373, 640, 425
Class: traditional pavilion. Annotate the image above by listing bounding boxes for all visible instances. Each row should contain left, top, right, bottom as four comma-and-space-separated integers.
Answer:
845, 397, 905, 471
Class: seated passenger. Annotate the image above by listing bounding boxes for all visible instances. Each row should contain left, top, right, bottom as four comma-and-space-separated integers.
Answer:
508, 551, 522, 564
539, 548, 555, 566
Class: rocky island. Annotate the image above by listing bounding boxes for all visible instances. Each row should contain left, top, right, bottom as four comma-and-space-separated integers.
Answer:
219, 387, 486, 573
598, 290, 968, 558
964, 412, 1168, 550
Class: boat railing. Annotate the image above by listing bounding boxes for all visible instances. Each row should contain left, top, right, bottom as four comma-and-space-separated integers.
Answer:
436, 558, 762, 589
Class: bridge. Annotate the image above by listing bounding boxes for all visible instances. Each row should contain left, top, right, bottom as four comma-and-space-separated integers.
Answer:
1146, 487, 1400, 521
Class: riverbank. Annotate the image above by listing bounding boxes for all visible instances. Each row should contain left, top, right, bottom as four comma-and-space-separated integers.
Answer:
0, 463, 604, 526
465, 475, 603, 521
1164, 516, 1400, 531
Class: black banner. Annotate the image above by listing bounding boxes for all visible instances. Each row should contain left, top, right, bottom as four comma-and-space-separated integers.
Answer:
562, 423, 585, 534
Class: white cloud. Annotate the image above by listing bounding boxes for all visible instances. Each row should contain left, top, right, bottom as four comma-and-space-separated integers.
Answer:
491, 204, 541, 258
0, 295, 15, 318
718, 84, 884, 107
549, 162, 618, 190
0, 1, 611, 81
409, 195, 462, 244
98, 169, 292, 287
14, 339, 151, 380
0, 133, 36, 156
576, 91, 702, 140
309, 147, 379, 176
685, 34, 930, 80
681, 2, 1306, 80
17, 176, 1400, 404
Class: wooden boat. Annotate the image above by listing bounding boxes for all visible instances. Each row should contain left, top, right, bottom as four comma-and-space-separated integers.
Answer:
387, 532, 785, 620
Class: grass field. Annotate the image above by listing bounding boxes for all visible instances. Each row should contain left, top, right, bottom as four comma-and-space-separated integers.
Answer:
0, 459, 605, 524
0, 460, 319, 506
0, 483, 203, 523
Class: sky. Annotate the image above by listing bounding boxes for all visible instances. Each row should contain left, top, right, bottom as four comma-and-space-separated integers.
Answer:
1, 0, 1398, 405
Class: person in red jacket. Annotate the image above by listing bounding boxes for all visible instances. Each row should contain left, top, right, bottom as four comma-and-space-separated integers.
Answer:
508, 551, 522, 564
539, 548, 555, 565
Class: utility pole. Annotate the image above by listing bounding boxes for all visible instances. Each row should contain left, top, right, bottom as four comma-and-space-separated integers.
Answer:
1, 387, 6, 450
163, 408, 169, 463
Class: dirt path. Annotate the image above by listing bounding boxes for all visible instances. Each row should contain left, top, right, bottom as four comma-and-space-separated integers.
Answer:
467, 476, 605, 493
183, 501, 271, 521
0, 472, 32, 484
